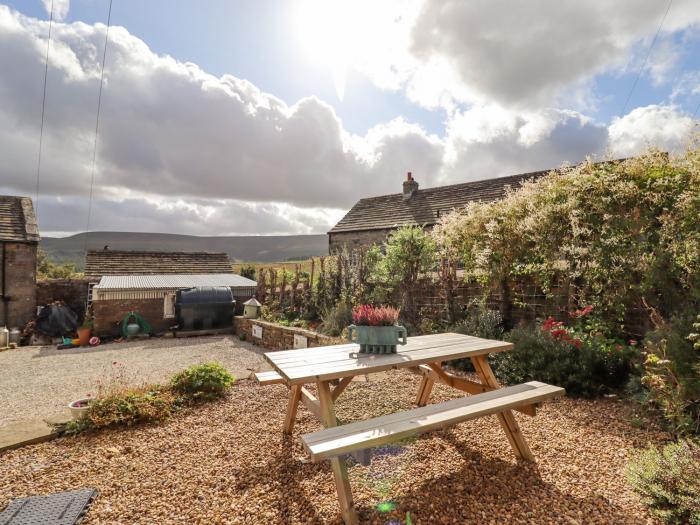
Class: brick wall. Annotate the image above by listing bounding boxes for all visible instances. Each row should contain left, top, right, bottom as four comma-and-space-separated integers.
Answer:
233, 316, 339, 350
93, 297, 171, 337
36, 278, 90, 320
0, 241, 37, 329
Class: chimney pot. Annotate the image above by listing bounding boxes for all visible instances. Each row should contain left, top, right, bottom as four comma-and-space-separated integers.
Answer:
402, 172, 419, 200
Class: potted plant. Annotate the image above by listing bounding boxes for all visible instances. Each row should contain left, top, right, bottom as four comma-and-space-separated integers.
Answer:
347, 305, 407, 355
68, 396, 92, 420
77, 309, 93, 346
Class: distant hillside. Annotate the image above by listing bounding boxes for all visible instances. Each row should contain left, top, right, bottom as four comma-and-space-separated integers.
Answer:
41, 232, 329, 269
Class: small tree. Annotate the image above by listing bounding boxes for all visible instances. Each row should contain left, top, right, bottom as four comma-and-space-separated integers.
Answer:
377, 225, 436, 328
36, 249, 78, 280
239, 265, 256, 280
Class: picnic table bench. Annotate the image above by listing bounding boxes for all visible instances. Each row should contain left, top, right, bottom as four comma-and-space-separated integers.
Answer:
256, 332, 564, 524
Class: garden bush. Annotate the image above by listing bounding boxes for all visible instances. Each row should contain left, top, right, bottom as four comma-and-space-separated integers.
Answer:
67, 363, 235, 434
170, 362, 235, 402
432, 149, 700, 337
626, 439, 700, 524
641, 314, 700, 436
492, 319, 633, 397
318, 301, 353, 337
86, 386, 175, 428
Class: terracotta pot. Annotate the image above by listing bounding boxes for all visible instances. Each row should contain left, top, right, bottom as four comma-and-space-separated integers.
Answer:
77, 327, 92, 346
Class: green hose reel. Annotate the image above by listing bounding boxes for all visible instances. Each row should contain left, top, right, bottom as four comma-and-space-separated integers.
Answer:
120, 311, 152, 338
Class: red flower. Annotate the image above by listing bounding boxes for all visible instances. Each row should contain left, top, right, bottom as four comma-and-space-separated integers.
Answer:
550, 329, 568, 338
570, 305, 594, 318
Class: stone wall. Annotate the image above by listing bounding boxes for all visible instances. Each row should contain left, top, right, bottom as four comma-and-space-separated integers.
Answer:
36, 278, 90, 320
0, 241, 37, 329
328, 229, 394, 253
93, 297, 171, 337
234, 316, 339, 351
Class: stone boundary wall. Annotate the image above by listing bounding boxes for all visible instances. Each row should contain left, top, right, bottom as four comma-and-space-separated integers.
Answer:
36, 278, 90, 321
233, 316, 339, 351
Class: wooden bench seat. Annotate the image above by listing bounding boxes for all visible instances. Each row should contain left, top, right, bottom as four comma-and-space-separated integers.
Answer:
253, 371, 285, 385
301, 381, 564, 462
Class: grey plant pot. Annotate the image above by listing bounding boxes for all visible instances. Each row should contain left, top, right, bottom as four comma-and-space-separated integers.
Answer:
347, 324, 407, 354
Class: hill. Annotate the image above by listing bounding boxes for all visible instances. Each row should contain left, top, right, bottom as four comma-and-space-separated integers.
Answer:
40, 232, 328, 269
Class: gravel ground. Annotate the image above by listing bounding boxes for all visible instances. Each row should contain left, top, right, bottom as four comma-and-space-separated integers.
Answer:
0, 336, 268, 426
0, 369, 668, 524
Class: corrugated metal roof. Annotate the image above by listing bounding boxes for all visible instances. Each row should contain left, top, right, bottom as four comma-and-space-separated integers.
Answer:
94, 273, 257, 290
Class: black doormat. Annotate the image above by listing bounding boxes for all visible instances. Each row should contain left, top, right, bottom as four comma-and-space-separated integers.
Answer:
0, 488, 97, 525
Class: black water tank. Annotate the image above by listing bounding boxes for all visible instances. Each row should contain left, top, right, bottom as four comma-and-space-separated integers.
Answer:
175, 287, 235, 331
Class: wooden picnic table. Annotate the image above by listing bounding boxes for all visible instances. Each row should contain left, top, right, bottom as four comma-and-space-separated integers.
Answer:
261, 332, 564, 524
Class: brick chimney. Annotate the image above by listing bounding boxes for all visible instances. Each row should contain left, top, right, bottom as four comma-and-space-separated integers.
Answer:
402, 172, 418, 200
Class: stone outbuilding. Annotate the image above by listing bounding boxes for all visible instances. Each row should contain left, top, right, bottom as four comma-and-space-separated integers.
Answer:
83, 249, 256, 336
0, 196, 40, 329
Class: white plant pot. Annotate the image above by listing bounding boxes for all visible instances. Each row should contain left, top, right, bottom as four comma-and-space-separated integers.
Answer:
68, 399, 91, 420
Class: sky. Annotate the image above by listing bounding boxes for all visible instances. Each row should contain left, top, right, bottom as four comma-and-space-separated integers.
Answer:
0, 0, 699, 237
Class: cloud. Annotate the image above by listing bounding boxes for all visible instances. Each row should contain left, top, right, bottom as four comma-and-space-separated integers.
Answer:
0, 5, 442, 233
440, 106, 610, 183
345, 0, 700, 110
41, 0, 69, 21
0, 6, 696, 238
608, 104, 696, 157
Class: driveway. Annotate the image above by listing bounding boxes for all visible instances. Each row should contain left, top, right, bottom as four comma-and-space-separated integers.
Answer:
0, 335, 270, 426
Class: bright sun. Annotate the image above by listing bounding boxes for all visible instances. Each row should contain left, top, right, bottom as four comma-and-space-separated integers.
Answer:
295, 0, 364, 101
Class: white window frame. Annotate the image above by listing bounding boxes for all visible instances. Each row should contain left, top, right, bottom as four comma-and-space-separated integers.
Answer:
163, 292, 176, 318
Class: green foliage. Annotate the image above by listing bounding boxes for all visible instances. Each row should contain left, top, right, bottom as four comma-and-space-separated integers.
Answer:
238, 265, 256, 280
170, 363, 235, 401
318, 302, 353, 337
492, 321, 633, 397
36, 248, 79, 280
626, 439, 700, 524
641, 314, 700, 436
452, 301, 505, 340
86, 386, 175, 428
433, 150, 700, 336
370, 225, 436, 327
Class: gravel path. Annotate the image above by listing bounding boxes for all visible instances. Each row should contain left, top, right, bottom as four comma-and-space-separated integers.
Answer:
0, 336, 269, 426
0, 370, 667, 524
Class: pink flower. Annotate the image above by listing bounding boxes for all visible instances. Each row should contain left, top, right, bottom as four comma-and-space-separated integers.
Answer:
629, 339, 638, 346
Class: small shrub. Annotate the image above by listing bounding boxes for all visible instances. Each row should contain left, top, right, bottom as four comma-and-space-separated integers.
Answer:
626, 439, 700, 524
87, 386, 175, 428
492, 321, 633, 397
239, 265, 256, 280
452, 301, 504, 340
319, 302, 353, 337
641, 314, 700, 436
170, 363, 235, 402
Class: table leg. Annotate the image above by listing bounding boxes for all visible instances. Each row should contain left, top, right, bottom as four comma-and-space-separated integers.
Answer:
471, 355, 534, 461
317, 380, 359, 525
415, 361, 439, 406
283, 384, 302, 434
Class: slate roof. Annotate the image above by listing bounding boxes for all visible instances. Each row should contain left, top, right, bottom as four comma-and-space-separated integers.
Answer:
0, 196, 40, 243
94, 273, 257, 290
85, 250, 232, 279
329, 169, 551, 234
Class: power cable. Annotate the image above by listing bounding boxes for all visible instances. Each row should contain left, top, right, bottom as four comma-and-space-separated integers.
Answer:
84, 0, 114, 254
619, 0, 673, 117
35, 0, 55, 219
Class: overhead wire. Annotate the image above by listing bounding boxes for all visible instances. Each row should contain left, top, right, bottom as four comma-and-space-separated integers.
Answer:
84, 0, 114, 254
619, 0, 673, 117
35, 0, 55, 219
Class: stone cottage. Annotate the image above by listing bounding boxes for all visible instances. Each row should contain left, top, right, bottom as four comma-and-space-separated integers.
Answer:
0, 196, 40, 329
328, 170, 552, 252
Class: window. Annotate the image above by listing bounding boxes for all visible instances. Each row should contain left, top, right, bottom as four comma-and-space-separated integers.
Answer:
163, 293, 176, 318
